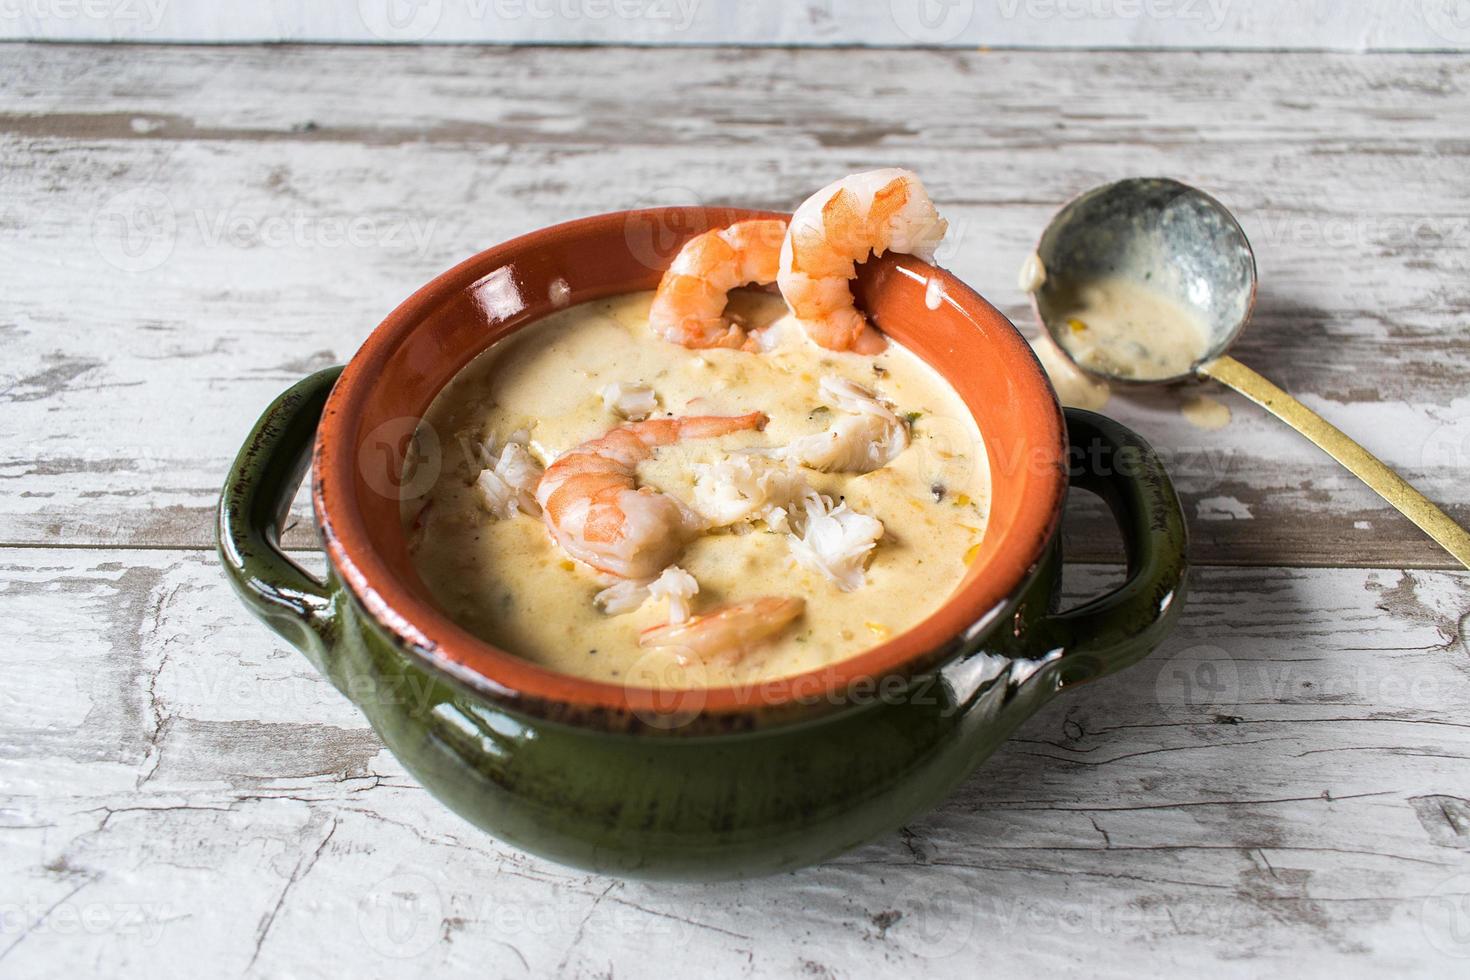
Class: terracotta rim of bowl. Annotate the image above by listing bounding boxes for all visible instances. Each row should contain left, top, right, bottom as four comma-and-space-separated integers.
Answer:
313, 207, 1067, 733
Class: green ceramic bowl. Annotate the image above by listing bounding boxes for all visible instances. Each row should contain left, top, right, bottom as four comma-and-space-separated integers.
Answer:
218, 208, 1188, 880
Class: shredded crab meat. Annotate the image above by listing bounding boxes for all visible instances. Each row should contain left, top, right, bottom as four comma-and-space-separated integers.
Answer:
782, 376, 909, 474
600, 381, 658, 421
692, 455, 811, 527
747, 318, 786, 353
787, 490, 885, 592
593, 578, 650, 615
592, 565, 699, 624
647, 566, 699, 623
474, 433, 544, 519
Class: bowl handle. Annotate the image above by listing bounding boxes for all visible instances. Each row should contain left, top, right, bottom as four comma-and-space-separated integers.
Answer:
1038, 409, 1190, 686
217, 367, 345, 674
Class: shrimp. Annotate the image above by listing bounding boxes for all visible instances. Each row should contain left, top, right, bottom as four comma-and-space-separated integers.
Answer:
639, 595, 805, 663
536, 412, 768, 580
778, 169, 948, 354
649, 219, 788, 351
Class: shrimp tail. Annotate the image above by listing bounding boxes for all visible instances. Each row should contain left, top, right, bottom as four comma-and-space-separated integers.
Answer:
639, 595, 805, 663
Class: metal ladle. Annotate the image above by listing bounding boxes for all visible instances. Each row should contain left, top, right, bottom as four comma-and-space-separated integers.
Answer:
1030, 177, 1470, 569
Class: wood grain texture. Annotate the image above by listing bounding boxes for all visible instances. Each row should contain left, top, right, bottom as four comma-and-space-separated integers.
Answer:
3, 0, 1470, 51
3, 553, 1469, 975
2, 45, 1468, 566
3, 44, 1469, 974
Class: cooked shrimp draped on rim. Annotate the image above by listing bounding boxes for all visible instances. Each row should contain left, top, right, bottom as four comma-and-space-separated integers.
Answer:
649, 219, 789, 350
536, 413, 768, 580
777, 168, 947, 354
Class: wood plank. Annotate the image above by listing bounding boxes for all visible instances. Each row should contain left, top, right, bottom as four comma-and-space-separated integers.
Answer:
3, 550, 1469, 974
1, 46, 1468, 566
5, 1, 1468, 50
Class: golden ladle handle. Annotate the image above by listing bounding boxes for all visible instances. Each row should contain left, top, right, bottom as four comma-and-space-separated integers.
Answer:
1198, 355, 1470, 569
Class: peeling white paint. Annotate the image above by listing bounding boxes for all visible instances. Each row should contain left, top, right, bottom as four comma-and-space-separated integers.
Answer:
1196, 496, 1254, 521
1, 2, 1465, 48
6, 554, 1470, 973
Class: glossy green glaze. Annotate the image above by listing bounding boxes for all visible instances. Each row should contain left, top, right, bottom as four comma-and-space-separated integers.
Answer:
219, 367, 1188, 880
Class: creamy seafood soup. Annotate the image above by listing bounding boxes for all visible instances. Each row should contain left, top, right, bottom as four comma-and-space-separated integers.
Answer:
401, 289, 990, 689
1047, 276, 1212, 381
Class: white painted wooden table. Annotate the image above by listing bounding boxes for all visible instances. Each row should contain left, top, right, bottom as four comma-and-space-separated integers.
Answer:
3, 44, 1469, 977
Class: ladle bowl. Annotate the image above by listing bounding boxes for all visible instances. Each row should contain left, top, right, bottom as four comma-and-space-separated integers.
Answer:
1031, 177, 1470, 568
